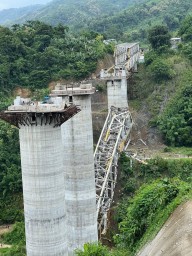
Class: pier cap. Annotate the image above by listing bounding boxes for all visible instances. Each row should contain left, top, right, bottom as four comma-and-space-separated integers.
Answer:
0, 96, 80, 128
50, 83, 95, 97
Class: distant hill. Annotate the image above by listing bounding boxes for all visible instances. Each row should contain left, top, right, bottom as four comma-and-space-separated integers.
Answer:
89, 0, 192, 43
0, 0, 192, 44
0, 0, 145, 26
0, 5, 43, 26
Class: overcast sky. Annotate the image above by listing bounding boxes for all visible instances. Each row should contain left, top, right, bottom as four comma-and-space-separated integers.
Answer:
0, 0, 52, 10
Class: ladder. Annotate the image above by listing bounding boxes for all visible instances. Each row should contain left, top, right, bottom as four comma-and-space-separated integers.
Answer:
94, 106, 133, 234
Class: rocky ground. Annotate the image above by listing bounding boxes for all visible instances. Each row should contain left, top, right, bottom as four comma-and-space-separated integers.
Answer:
91, 91, 191, 160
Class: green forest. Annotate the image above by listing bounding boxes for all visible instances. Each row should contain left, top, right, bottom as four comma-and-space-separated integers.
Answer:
1, 0, 192, 45
89, 0, 192, 44
0, 21, 112, 91
0, 0, 146, 27
0, 0, 192, 255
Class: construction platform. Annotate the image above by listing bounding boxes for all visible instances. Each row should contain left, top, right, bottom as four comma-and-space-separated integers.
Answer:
0, 97, 80, 128
50, 83, 95, 96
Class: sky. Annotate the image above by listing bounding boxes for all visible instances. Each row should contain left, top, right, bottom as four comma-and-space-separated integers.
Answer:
0, 0, 52, 10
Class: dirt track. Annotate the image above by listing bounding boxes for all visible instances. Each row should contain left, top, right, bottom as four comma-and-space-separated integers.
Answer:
137, 201, 192, 256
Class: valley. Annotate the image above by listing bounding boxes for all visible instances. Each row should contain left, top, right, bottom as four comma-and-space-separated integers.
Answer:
0, 0, 191, 255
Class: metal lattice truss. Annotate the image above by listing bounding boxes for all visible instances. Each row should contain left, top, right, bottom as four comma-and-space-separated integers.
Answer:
94, 106, 133, 234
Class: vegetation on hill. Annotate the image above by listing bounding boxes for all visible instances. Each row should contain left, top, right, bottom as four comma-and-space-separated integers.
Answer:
74, 155, 192, 256
0, 121, 23, 225
0, 5, 42, 26
114, 155, 192, 254
0, 0, 145, 27
90, 0, 192, 44
1, 222, 26, 256
0, 5, 192, 256
127, 15, 192, 147
158, 84, 192, 146
0, 21, 112, 92
1, 0, 192, 46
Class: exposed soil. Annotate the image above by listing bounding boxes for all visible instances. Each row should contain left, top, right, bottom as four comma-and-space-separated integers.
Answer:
0, 225, 13, 249
137, 201, 192, 256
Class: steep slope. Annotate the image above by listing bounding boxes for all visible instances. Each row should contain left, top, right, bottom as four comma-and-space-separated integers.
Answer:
137, 201, 192, 256
0, 0, 146, 26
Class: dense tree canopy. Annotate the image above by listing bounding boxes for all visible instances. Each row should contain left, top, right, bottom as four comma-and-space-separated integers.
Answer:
179, 15, 192, 42
88, 0, 192, 43
158, 84, 192, 146
0, 21, 112, 90
148, 25, 171, 50
179, 15, 192, 62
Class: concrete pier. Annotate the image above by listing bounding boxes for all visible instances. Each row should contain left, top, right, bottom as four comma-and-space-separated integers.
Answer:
106, 69, 128, 109
20, 123, 67, 256
51, 84, 98, 255
0, 99, 80, 256
100, 42, 140, 110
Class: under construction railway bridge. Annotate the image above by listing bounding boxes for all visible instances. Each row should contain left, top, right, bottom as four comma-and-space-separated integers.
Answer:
94, 42, 140, 235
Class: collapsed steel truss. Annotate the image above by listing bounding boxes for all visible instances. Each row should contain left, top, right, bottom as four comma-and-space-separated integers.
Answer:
94, 106, 133, 234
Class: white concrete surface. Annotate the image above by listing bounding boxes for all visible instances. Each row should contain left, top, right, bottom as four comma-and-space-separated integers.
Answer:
19, 121, 67, 256
107, 74, 128, 109
61, 94, 98, 255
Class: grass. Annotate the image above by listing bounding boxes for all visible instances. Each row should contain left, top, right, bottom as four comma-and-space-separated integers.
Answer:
170, 147, 192, 156
163, 146, 192, 156
129, 99, 142, 111
0, 248, 10, 255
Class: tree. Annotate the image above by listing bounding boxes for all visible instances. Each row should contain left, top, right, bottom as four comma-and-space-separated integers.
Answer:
158, 84, 192, 146
149, 58, 174, 82
164, 14, 179, 30
148, 25, 171, 50
75, 243, 109, 256
182, 43, 192, 61
179, 15, 192, 42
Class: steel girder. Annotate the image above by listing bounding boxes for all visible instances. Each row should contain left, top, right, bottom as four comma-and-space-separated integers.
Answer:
94, 106, 133, 234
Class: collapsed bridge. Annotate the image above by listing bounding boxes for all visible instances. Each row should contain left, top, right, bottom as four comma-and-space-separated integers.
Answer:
0, 42, 140, 255
95, 42, 140, 235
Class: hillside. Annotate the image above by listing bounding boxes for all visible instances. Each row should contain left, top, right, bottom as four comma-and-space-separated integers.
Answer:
0, 5, 43, 25
90, 0, 192, 43
1, 0, 192, 46
0, 0, 144, 26
0, 21, 113, 93
0, 11, 192, 256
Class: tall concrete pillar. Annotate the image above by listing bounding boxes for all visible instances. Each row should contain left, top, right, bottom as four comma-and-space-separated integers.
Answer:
20, 124, 66, 256
107, 69, 128, 109
0, 102, 80, 256
51, 84, 98, 255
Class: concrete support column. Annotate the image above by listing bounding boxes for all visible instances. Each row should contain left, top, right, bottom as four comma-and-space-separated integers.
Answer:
19, 124, 67, 256
107, 76, 128, 110
61, 94, 98, 255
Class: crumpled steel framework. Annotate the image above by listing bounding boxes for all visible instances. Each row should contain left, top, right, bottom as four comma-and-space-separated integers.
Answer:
94, 106, 133, 235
